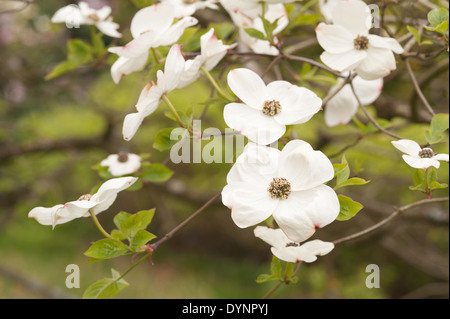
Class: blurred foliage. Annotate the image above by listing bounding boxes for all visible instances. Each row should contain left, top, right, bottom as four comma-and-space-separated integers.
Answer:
0, 0, 448, 299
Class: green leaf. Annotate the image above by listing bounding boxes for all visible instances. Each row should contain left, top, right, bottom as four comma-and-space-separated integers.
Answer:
244, 28, 268, 41
256, 256, 283, 283
426, 8, 449, 35
427, 8, 449, 28
425, 113, 449, 144
335, 156, 350, 186
336, 195, 364, 221
130, 230, 157, 251
113, 212, 131, 230
430, 113, 449, 136
141, 163, 173, 183
84, 238, 129, 260
82, 269, 129, 299
136, 209, 156, 230
153, 128, 181, 151
117, 209, 155, 242
406, 25, 421, 44
335, 177, 371, 189
45, 39, 93, 80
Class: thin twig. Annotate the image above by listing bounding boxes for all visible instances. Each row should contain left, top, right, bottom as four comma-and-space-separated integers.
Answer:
350, 83, 403, 139
403, 58, 436, 117
150, 191, 221, 250
333, 196, 449, 245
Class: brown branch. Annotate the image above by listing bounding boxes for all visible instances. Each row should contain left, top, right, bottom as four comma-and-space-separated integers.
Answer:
149, 191, 221, 251
333, 196, 449, 245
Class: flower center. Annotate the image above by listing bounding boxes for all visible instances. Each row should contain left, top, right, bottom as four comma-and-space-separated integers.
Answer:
285, 242, 299, 247
87, 13, 100, 22
418, 148, 436, 158
262, 100, 282, 116
78, 194, 93, 201
354, 35, 369, 50
118, 152, 129, 163
268, 177, 291, 200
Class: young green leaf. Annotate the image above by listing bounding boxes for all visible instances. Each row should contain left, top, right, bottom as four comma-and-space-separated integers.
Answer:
336, 195, 364, 221
129, 230, 157, 251
140, 163, 173, 183
82, 269, 129, 299
84, 238, 129, 260
153, 128, 183, 151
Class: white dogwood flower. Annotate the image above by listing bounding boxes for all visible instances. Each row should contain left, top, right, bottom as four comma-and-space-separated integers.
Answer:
28, 177, 138, 228
108, 2, 197, 83
162, 0, 219, 18
223, 68, 322, 145
222, 140, 340, 243
254, 226, 335, 263
391, 139, 449, 169
325, 74, 383, 127
101, 152, 142, 176
315, 0, 404, 80
51, 1, 122, 38
122, 45, 186, 141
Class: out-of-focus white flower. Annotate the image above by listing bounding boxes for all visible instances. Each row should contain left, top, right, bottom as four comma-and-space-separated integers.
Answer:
51, 1, 122, 38
222, 3, 288, 55
223, 68, 322, 145
108, 2, 197, 84
391, 139, 449, 169
222, 140, 340, 243
122, 45, 186, 141
324, 74, 383, 127
101, 152, 142, 176
179, 28, 237, 87
162, 0, 219, 18
254, 226, 335, 263
315, 0, 404, 80
28, 177, 138, 228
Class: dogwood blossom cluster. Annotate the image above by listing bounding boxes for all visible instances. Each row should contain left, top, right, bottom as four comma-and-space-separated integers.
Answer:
35, 0, 441, 269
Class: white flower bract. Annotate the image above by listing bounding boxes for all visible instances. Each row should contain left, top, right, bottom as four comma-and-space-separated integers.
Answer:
391, 139, 449, 169
122, 44, 186, 141
315, 0, 404, 80
28, 177, 138, 228
254, 226, 335, 263
222, 140, 340, 243
162, 0, 219, 18
223, 68, 322, 145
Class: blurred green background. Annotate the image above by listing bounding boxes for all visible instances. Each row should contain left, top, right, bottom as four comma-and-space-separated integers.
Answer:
0, 0, 448, 299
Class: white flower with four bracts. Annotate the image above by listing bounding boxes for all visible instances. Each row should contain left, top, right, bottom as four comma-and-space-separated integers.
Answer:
101, 152, 142, 176
254, 226, 335, 263
392, 139, 449, 170
108, 2, 198, 84
51, 1, 122, 38
325, 74, 383, 127
223, 68, 322, 145
28, 177, 138, 228
222, 140, 340, 243
315, 0, 404, 80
